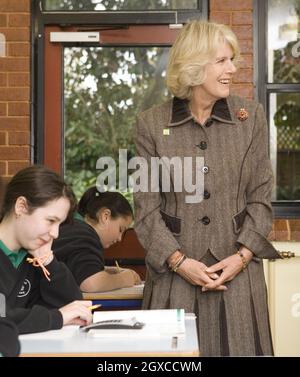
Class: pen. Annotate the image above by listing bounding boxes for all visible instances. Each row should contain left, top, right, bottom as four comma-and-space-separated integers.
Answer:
115, 260, 121, 272
88, 304, 101, 311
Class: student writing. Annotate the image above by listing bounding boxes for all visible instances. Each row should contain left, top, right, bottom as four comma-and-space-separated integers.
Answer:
53, 187, 141, 292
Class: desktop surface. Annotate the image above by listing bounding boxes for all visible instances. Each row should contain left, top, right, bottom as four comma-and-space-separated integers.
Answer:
20, 314, 199, 357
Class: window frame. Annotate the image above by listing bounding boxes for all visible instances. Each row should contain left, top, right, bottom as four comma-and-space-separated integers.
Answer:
32, 0, 208, 171
254, 0, 300, 218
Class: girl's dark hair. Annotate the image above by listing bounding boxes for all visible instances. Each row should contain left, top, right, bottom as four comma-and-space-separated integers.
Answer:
0, 165, 77, 222
78, 187, 133, 221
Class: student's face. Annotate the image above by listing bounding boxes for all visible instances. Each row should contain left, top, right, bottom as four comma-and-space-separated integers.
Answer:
96, 213, 132, 249
15, 197, 70, 251
194, 41, 237, 102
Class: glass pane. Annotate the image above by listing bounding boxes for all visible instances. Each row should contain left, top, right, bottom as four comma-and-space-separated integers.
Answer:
268, 0, 300, 83
270, 93, 300, 200
64, 46, 170, 199
44, 0, 198, 11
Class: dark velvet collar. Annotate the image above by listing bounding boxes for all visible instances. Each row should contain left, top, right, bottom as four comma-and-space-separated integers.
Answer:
169, 96, 235, 126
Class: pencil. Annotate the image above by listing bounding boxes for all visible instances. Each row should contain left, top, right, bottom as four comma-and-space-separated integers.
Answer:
88, 304, 101, 311
115, 260, 121, 272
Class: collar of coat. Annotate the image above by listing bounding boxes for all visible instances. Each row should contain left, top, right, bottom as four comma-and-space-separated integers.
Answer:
169, 96, 236, 127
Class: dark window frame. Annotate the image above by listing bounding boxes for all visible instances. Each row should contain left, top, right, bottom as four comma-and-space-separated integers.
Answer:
254, 0, 300, 218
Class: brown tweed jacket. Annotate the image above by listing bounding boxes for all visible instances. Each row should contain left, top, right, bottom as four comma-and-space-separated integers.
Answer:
133, 95, 281, 355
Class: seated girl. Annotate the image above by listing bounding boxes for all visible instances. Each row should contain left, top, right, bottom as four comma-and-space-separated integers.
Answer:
0, 166, 92, 334
53, 187, 141, 292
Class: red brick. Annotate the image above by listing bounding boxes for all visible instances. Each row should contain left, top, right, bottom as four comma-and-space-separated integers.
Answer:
8, 14, 30, 27
209, 12, 231, 25
232, 11, 252, 25
0, 116, 29, 130
0, 88, 29, 101
8, 131, 29, 145
7, 160, 30, 175
231, 84, 253, 99
210, 0, 252, 11
239, 39, 253, 54
0, 57, 29, 71
239, 54, 253, 68
0, 28, 29, 42
0, 1, 30, 13
0, 131, 6, 144
233, 68, 253, 83
0, 102, 6, 115
0, 146, 29, 160
1, 176, 11, 185
8, 102, 29, 116
0, 14, 7, 27
8, 73, 29, 87
232, 25, 253, 40
0, 72, 6, 86
0, 160, 6, 175
8, 42, 30, 57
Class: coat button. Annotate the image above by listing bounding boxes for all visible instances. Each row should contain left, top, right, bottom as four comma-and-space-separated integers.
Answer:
202, 166, 209, 174
201, 216, 210, 225
205, 119, 213, 127
199, 141, 207, 150
203, 190, 210, 199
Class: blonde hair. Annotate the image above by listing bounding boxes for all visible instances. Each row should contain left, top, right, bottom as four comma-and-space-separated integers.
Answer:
166, 20, 240, 100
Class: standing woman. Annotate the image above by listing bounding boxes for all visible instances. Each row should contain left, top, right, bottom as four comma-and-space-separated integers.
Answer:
53, 187, 141, 292
134, 20, 281, 356
0, 166, 92, 334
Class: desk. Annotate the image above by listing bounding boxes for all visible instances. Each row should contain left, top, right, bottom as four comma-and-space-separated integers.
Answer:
82, 284, 144, 310
20, 315, 199, 357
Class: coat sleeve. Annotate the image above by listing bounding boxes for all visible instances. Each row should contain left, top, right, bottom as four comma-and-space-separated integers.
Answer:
236, 103, 281, 259
133, 113, 181, 280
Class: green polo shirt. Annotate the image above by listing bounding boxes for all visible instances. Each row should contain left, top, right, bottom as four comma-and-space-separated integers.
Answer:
0, 240, 27, 269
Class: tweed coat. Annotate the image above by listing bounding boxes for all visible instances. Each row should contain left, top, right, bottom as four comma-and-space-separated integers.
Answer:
133, 95, 281, 356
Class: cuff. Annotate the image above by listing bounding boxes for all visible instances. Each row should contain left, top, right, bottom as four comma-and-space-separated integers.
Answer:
50, 309, 63, 330
237, 228, 282, 259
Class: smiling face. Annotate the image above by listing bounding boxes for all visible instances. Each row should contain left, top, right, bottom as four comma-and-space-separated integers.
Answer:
14, 196, 70, 251
194, 41, 237, 102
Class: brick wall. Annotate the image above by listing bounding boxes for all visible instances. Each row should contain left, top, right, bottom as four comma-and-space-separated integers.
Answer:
210, 0, 254, 99
0, 0, 30, 182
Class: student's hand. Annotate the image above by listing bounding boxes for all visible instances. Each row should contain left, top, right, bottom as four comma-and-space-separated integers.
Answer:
104, 266, 120, 274
118, 269, 142, 287
27, 240, 54, 266
203, 247, 253, 291
176, 258, 228, 291
59, 300, 93, 326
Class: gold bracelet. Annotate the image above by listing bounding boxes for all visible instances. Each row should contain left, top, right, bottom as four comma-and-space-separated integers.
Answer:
237, 250, 247, 271
173, 255, 187, 272
169, 253, 185, 272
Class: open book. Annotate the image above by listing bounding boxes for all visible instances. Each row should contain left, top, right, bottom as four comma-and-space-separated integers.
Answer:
89, 309, 185, 338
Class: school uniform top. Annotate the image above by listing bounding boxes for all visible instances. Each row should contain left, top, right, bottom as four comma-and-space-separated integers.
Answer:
52, 218, 105, 286
0, 317, 20, 357
0, 241, 82, 334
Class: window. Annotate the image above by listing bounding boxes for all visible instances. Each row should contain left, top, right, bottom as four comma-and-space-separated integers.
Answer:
33, 1, 208, 198
43, 0, 198, 11
64, 46, 170, 197
256, 0, 300, 217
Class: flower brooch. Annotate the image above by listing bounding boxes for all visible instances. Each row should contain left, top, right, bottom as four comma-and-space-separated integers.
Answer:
237, 108, 248, 121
